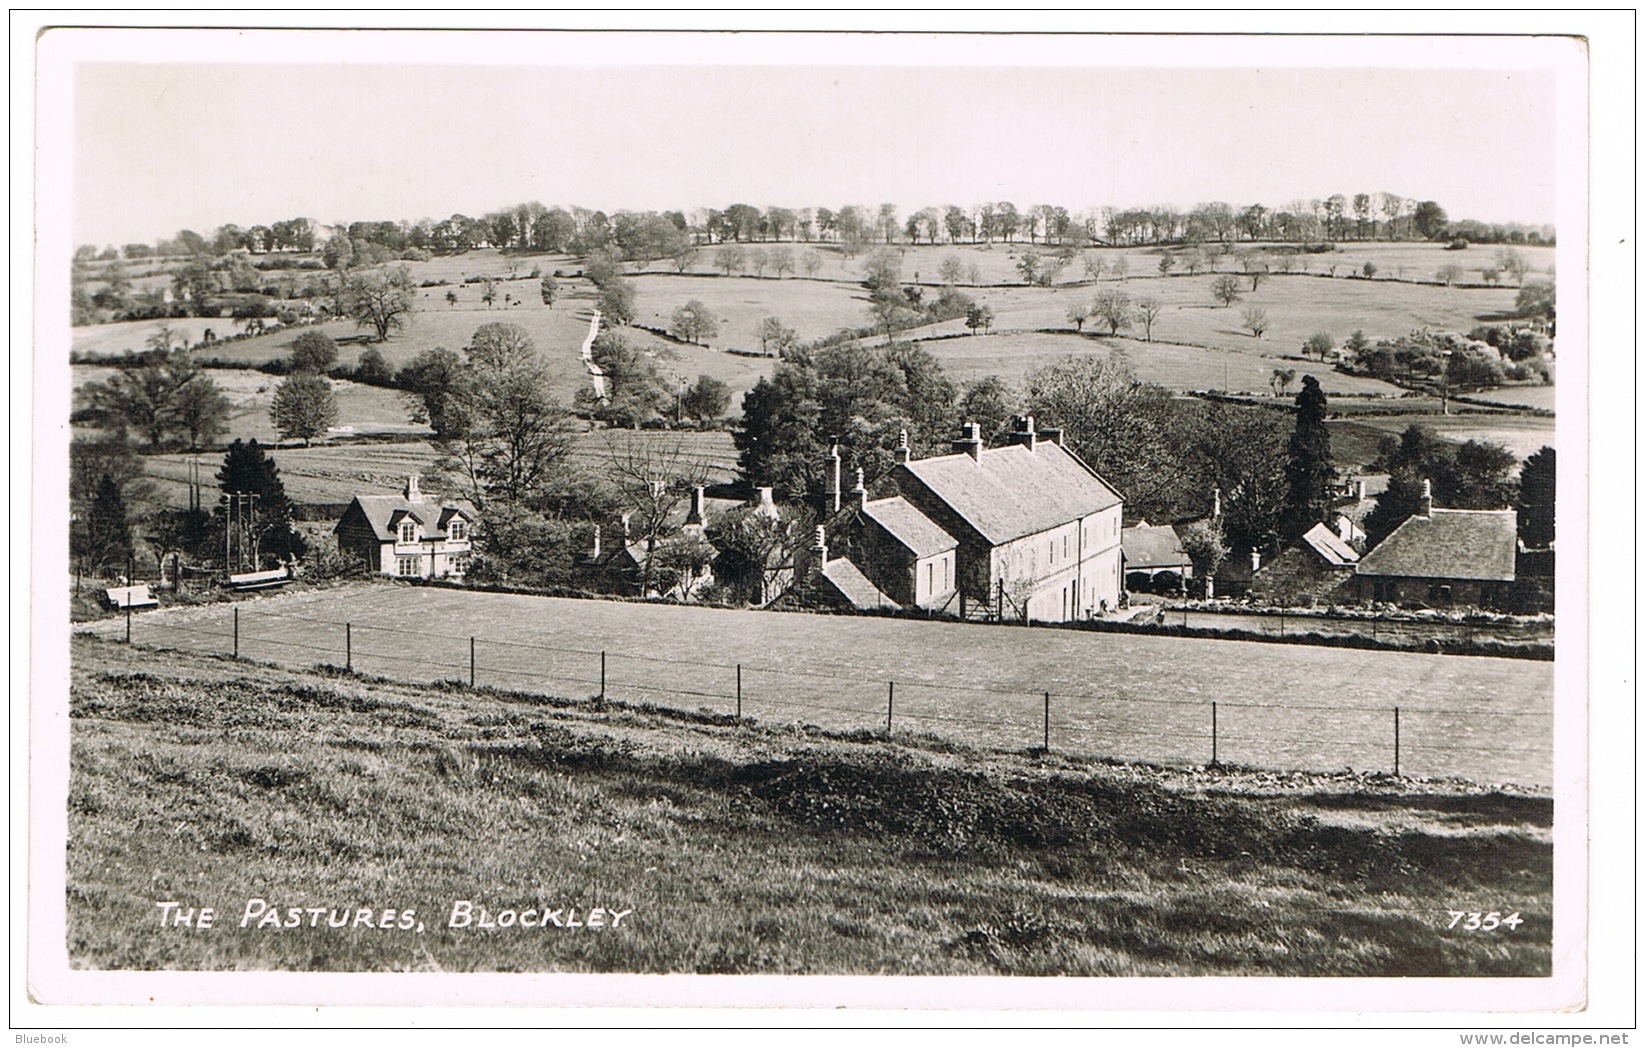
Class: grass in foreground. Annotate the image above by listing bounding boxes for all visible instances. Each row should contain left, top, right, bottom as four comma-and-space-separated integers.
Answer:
67, 635, 1551, 976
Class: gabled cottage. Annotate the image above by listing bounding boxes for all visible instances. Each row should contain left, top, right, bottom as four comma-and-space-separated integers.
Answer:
805, 465, 959, 611
1350, 482, 1517, 609
334, 476, 475, 579
1250, 521, 1361, 605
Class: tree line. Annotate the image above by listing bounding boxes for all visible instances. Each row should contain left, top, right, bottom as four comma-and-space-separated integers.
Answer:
77, 190, 1555, 265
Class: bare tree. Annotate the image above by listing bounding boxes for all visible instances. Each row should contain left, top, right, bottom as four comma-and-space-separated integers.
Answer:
1243, 306, 1271, 339
1091, 289, 1133, 335
1136, 296, 1163, 341
604, 436, 715, 596
346, 265, 417, 341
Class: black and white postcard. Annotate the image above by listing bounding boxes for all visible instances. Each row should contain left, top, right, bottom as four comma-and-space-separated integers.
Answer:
15, 12, 1634, 1036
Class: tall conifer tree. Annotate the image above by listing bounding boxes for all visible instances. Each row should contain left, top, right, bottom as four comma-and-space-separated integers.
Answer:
1281, 375, 1334, 542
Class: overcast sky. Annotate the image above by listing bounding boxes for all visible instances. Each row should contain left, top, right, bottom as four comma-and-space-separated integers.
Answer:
61, 31, 1564, 247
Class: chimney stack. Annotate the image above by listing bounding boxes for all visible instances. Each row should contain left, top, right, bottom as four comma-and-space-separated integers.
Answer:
812, 524, 829, 566
1038, 426, 1063, 447
590, 523, 602, 561
827, 445, 842, 512
685, 486, 706, 527
620, 512, 632, 540
404, 475, 421, 501
1212, 487, 1222, 520
1420, 479, 1433, 518
952, 422, 984, 463
1355, 477, 1368, 501
1008, 415, 1038, 451
1251, 550, 1262, 573
894, 428, 911, 464
753, 486, 778, 518
852, 467, 867, 510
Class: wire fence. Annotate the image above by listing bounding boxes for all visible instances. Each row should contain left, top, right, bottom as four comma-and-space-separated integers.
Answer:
96, 602, 1554, 785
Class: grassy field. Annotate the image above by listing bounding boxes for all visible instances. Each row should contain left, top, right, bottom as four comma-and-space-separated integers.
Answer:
911, 331, 1400, 397
1462, 385, 1559, 411
87, 583, 1554, 785
70, 244, 1555, 457
139, 429, 741, 510
73, 365, 429, 445
67, 633, 1553, 975
917, 272, 1527, 357
1333, 414, 1556, 465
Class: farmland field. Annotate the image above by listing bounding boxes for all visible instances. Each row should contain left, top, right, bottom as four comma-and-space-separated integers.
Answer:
912, 331, 1400, 396
69, 242, 1554, 443
67, 634, 1553, 975
915, 272, 1527, 356
140, 429, 741, 509
1334, 413, 1556, 465
73, 365, 429, 445
87, 582, 1554, 785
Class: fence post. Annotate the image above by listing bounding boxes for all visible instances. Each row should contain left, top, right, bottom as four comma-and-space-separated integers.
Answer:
470, 637, 476, 688
735, 663, 742, 719
125, 593, 132, 644
233, 606, 239, 659
1394, 706, 1401, 777
346, 622, 352, 672
1211, 701, 1219, 765
1043, 691, 1050, 753
600, 651, 607, 701
886, 681, 894, 736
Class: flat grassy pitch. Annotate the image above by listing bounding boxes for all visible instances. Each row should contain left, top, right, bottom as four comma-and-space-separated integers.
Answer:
67, 634, 1552, 975
91, 583, 1553, 785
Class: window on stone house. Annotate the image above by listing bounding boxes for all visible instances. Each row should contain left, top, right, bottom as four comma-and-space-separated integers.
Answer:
448, 519, 467, 541
397, 556, 419, 577
400, 521, 417, 544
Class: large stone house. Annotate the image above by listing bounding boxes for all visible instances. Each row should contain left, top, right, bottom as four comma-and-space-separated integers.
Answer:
803, 418, 1124, 622
334, 476, 475, 579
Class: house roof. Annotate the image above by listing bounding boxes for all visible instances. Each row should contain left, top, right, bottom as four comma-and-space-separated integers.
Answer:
863, 496, 957, 559
897, 442, 1122, 545
1300, 522, 1361, 567
1356, 508, 1518, 582
339, 495, 473, 542
1122, 521, 1190, 570
821, 557, 898, 610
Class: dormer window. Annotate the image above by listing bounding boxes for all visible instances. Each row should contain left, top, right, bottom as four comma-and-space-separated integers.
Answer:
400, 521, 418, 544
448, 519, 467, 541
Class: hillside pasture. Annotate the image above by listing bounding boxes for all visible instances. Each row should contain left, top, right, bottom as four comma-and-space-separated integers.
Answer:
68, 634, 1553, 976
92, 583, 1553, 785
139, 429, 741, 510
71, 366, 426, 446
629, 273, 876, 350
922, 272, 1525, 354
70, 316, 324, 360
1332, 413, 1556, 465
913, 332, 1401, 397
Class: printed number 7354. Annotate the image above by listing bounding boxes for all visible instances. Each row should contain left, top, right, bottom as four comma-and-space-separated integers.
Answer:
1447, 911, 1524, 931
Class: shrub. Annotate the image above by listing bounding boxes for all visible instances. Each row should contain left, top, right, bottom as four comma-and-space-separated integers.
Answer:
1126, 572, 1153, 593
1151, 570, 1183, 594
1445, 238, 1471, 250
